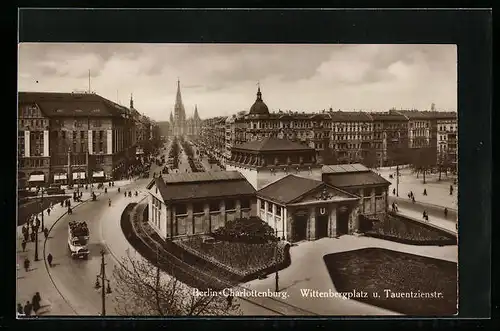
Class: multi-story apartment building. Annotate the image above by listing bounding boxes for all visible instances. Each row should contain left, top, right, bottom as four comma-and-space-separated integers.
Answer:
330, 111, 374, 164
371, 112, 409, 166
18, 91, 159, 187
436, 115, 458, 169
200, 88, 457, 169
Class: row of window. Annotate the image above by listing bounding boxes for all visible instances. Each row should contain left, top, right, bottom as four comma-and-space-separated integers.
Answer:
259, 200, 283, 217
18, 158, 47, 168
173, 199, 251, 215
19, 119, 49, 128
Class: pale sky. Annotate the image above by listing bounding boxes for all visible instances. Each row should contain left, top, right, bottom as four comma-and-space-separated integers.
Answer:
18, 43, 457, 122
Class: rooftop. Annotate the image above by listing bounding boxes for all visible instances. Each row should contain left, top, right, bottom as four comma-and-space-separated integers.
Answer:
151, 171, 256, 201
18, 91, 130, 118
160, 171, 244, 184
232, 137, 314, 152
257, 175, 324, 204
322, 163, 370, 174
322, 168, 391, 188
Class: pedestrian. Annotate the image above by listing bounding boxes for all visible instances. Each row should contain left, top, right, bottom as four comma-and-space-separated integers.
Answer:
450, 184, 453, 195
67, 206, 72, 215
35, 217, 40, 229
17, 303, 24, 315
23, 231, 29, 243
444, 208, 448, 218
24, 257, 30, 272
23, 301, 32, 316
412, 196, 416, 203
47, 208, 51, 216
422, 211, 426, 219
391, 202, 395, 212
21, 240, 27, 252
30, 231, 35, 242
43, 227, 49, 239
47, 253, 53, 267
32, 292, 41, 312
60, 200, 64, 207
108, 199, 111, 207
226, 294, 233, 308
118, 187, 120, 193
392, 188, 396, 195
394, 202, 398, 212
423, 188, 427, 196
124, 191, 127, 198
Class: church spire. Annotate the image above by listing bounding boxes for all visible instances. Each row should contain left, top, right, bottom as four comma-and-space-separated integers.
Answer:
175, 79, 183, 106
194, 104, 200, 120
170, 111, 174, 123
130, 93, 134, 109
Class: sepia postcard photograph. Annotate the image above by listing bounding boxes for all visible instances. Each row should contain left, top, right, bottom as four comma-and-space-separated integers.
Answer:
16, 43, 459, 317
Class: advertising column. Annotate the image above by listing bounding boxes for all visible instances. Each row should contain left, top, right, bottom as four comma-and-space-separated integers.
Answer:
88, 130, 93, 155
43, 130, 49, 157
24, 130, 30, 157
107, 129, 113, 155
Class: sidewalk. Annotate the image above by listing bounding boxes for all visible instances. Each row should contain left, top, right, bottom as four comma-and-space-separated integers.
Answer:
395, 207, 457, 234
16, 191, 98, 316
380, 168, 458, 210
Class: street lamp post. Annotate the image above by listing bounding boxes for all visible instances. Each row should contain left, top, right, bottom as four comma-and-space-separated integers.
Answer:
34, 223, 39, 261
94, 249, 112, 316
274, 229, 279, 293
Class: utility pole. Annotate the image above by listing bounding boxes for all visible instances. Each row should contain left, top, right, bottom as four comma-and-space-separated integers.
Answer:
396, 164, 400, 197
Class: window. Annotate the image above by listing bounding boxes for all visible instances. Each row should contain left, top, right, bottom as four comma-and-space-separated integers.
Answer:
80, 131, 85, 139
209, 200, 220, 212
99, 131, 104, 140
174, 204, 187, 215
225, 199, 235, 210
240, 199, 251, 209
276, 206, 282, 216
73, 131, 77, 140
193, 202, 204, 213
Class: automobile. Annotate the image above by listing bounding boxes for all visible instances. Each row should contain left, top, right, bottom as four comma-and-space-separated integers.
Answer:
43, 185, 65, 195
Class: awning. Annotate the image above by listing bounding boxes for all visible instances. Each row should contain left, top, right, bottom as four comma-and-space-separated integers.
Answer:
54, 174, 68, 181
72, 172, 86, 180
28, 174, 45, 182
93, 171, 105, 178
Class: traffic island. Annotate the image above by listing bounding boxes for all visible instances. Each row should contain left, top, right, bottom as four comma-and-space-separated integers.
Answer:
323, 247, 458, 316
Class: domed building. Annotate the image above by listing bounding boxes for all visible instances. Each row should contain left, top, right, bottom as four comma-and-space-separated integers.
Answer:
248, 86, 270, 116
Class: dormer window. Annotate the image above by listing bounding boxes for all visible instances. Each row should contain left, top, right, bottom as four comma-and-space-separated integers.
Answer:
92, 108, 101, 113
75, 109, 83, 113
56, 109, 64, 113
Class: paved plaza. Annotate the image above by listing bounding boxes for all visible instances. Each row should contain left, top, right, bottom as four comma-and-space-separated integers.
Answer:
377, 167, 457, 210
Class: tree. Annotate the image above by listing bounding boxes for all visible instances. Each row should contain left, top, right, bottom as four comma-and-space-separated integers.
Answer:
361, 148, 378, 169
113, 250, 242, 316
410, 147, 436, 184
320, 140, 338, 165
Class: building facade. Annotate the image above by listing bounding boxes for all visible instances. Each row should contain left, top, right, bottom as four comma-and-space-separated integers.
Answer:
18, 91, 159, 187
146, 171, 256, 239
200, 87, 457, 169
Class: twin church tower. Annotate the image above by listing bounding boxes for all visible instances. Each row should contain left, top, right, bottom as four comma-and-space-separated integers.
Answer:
170, 79, 202, 136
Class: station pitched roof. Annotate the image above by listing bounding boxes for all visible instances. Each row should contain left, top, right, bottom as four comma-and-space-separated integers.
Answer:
150, 171, 256, 202
322, 164, 391, 188
257, 175, 324, 204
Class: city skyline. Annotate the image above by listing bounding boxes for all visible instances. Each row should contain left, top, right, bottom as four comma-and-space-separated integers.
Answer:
18, 43, 457, 121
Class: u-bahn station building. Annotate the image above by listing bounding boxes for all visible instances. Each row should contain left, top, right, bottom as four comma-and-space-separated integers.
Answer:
147, 138, 390, 243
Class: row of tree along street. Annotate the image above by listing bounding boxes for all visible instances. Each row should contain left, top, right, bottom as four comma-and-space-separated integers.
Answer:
320, 138, 456, 183
168, 137, 180, 169
179, 137, 204, 173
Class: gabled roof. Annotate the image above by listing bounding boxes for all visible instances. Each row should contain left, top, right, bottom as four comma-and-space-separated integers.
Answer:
151, 171, 256, 201
257, 174, 359, 205
257, 175, 323, 204
232, 137, 314, 152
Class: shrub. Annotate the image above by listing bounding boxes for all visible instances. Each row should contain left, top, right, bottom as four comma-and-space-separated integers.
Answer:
212, 217, 278, 244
